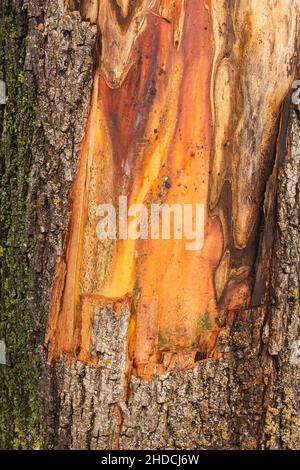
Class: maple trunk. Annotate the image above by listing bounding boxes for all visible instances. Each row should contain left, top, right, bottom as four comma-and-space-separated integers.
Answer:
0, 0, 299, 450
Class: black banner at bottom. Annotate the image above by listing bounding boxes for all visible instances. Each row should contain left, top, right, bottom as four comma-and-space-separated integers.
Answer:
0, 450, 299, 466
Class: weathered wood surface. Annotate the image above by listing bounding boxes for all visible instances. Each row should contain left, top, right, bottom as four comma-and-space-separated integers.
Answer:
0, 0, 299, 449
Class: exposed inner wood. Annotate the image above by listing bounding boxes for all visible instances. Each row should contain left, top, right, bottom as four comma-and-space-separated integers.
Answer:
48, 0, 299, 378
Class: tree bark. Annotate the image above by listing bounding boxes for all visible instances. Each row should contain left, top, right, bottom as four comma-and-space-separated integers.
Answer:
0, 0, 299, 450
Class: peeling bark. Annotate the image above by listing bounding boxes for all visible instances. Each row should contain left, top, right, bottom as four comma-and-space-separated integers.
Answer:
48, 0, 299, 379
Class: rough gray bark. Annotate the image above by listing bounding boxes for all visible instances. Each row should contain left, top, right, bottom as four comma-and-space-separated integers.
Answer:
0, 0, 299, 450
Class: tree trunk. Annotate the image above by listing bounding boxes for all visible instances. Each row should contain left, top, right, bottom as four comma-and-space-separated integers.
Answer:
0, 0, 299, 450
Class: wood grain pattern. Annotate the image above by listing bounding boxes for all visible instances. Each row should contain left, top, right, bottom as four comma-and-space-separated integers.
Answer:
211, 0, 299, 308
48, 0, 300, 378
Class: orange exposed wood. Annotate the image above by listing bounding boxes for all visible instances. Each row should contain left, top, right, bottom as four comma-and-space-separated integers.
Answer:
48, 0, 300, 378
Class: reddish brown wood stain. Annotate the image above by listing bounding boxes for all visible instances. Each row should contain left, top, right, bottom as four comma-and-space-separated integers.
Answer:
48, 0, 298, 378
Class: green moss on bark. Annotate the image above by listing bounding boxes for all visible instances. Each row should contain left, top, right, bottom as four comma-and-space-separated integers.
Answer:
0, 1, 40, 449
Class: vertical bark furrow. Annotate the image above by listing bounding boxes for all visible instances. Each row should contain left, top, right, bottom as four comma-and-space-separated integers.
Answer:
25, 0, 97, 448
262, 106, 300, 449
